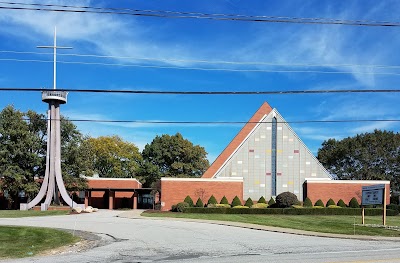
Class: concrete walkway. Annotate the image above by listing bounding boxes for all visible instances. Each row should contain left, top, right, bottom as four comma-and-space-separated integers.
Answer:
118, 210, 400, 242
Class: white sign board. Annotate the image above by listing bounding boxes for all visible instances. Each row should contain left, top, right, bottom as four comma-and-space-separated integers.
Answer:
362, 184, 385, 205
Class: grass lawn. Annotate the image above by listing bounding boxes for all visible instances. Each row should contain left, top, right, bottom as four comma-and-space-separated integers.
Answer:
142, 212, 400, 237
0, 210, 69, 218
0, 226, 79, 258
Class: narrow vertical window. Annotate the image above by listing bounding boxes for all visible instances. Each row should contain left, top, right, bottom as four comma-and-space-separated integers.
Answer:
271, 117, 277, 196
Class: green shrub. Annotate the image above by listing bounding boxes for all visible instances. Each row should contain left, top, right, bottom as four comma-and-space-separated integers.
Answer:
176, 202, 189, 212
337, 199, 347, 208
258, 196, 267, 204
244, 197, 253, 208
268, 197, 275, 206
387, 204, 400, 212
303, 197, 313, 207
183, 207, 399, 216
251, 203, 268, 208
292, 205, 303, 208
171, 204, 177, 211
233, 205, 249, 209
215, 203, 231, 208
390, 195, 399, 205
326, 198, 335, 207
231, 196, 242, 207
184, 196, 194, 207
314, 199, 324, 207
276, 192, 299, 208
220, 196, 229, 205
328, 205, 342, 208
195, 198, 204, 208
349, 197, 360, 208
207, 195, 218, 205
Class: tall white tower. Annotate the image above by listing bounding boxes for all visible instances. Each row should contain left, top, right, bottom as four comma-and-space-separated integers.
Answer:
20, 28, 84, 211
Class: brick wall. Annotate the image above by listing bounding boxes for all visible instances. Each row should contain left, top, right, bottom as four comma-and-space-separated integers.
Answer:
161, 178, 243, 211
305, 181, 390, 205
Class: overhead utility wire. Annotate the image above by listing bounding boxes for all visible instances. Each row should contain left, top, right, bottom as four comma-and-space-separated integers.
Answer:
21, 118, 400, 125
1, 58, 400, 75
2, 50, 400, 70
0, 2, 399, 27
1, 88, 400, 95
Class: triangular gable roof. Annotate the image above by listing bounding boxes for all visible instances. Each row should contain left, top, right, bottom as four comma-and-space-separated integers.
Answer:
202, 102, 273, 178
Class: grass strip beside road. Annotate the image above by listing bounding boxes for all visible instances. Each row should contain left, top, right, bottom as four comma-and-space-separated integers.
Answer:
0, 210, 69, 218
142, 212, 400, 237
0, 226, 79, 258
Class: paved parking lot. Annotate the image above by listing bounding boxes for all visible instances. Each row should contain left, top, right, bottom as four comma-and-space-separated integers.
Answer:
1, 210, 400, 263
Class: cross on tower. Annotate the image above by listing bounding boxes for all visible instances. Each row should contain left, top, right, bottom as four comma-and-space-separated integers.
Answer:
37, 26, 72, 90
20, 27, 84, 211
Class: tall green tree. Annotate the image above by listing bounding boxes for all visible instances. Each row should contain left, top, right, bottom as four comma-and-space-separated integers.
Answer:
140, 133, 209, 187
0, 106, 41, 207
86, 135, 142, 178
0, 106, 91, 208
317, 130, 400, 193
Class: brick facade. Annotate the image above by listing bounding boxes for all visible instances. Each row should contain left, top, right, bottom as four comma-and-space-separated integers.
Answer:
304, 180, 390, 205
160, 178, 243, 211
86, 177, 142, 209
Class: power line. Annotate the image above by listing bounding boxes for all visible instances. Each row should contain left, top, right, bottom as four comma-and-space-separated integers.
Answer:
0, 1, 399, 27
22, 118, 400, 125
2, 50, 400, 70
1, 87, 400, 95
1, 58, 400, 76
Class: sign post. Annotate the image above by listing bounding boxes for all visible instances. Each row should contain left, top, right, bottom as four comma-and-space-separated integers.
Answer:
361, 184, 386, 226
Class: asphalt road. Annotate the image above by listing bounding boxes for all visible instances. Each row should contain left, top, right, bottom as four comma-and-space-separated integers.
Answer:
0, 210, 400, 263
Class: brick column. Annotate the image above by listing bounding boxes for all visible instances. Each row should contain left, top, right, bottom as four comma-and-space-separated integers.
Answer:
84, 191, 90, 207
133, 193, 138, 209
108, 190, 115, 210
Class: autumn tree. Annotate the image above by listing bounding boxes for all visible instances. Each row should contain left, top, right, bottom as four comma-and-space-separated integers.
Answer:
318, 130, 400, 193
139, 133, 209, 187
86, 135, 142, 178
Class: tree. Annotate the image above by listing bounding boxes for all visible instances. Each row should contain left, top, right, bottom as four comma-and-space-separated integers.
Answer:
318, 130, 400, 193
140, 133, 209, 187
0, 106, 91, 208
86, 135, 142, 178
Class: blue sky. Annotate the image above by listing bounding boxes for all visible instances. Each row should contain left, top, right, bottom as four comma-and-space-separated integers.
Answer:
0, 0, 400, 163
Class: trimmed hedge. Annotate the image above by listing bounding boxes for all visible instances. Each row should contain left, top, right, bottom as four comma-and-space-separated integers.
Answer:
258, 196, 267, 204
326, 199, 336, 207
337, 199, 347, 208
303, 197, 313, 207
231, 196, 242, 207
183, 207, 399, 216
220, 196, 229, 205
244, 197, 253, 208
349, 197, 360, 208
195, 198, 204, 208
314, 199, 324, 207
184, 196, 194, 207
207, 195, 218, 205
268, 197, 276, 206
